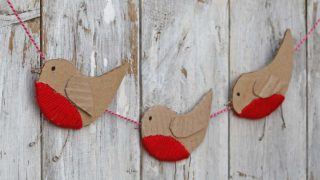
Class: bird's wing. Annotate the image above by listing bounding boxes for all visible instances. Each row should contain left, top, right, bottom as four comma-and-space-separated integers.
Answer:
65, 71, 124, 117
65, 76, 95, 116
253, 74, 288, 98
170, 90, 213, 138
253, 30, 293, 98
66, 62, 129, 117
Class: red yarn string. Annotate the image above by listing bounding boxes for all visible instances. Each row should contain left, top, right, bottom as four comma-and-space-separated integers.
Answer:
6, 0, 320, 125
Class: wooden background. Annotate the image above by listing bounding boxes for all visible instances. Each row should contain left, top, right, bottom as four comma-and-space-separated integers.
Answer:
0, 0, 318, 179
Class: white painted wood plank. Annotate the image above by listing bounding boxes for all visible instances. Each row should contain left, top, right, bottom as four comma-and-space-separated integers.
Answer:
229, 1, 307, 180
307, 1, 320, 180
41, 0, 140, 179
0, 0, 313, 179
0, 8, 39, 28
141, 0, 229, 179
0, 0, 41, 179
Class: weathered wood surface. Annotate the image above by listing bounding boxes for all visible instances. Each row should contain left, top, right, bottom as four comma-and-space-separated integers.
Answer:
141, 0, 229, 179
0, 0, 318, 179
0, 0, 41, 180
308, 1, 320, 180
41, 0, 140, 179
230, 1, 307, 180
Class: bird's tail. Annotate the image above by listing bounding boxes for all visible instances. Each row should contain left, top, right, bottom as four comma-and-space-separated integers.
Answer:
120, 60, 130, 73
271, 29, 294, 67
95, 61, 130, 91
92, 61, 130, 114
104, 61, 130, 79
184, 89, 213, 123
194, 90, 213, 114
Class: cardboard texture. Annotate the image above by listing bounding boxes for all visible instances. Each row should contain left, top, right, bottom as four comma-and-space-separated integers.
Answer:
141, 90, 213, 154
37, 59, 129, 127
66, 78, 94, 116
232, 30, 294, 118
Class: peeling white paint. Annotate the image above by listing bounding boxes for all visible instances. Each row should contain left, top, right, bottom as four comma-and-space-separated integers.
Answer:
116, 76, 129, 118
88, 123, 96, 134
103, 0, 115, 24
103, 58, 108, 67
90, 51, 96, 76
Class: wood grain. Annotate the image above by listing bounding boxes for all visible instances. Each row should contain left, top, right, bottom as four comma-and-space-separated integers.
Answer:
41, 0, 140, 179
0, 0, 41, 179
307, 1, 320, 179
0, 0, 318, 179
229, 0, 307, 179
141, 0, 229, 179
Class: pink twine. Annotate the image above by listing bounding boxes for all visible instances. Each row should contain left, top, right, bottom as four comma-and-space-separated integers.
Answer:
105, 110, 140, 125
6, 0, 320, 124
210, 105, 232, 119
294, 17, 320, 52
6, 0, 46, 61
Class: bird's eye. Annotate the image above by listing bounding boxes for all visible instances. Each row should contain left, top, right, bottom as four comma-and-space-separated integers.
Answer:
149, 116, 152, 121
237, 92, 240, 96
51, 66, 56, 71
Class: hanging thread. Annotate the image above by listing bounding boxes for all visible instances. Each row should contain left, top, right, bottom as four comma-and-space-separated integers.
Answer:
294, 17, 320, 52
6, 0, 320, 125
6, 0, 46, 61
105, 110, 141, 125
52, 130, 70, 162
210, 105, 232, 119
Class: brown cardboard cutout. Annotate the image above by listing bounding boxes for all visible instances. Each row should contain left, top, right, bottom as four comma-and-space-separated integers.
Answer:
170, 91, 213, 138
38, 59, 129, 126
65, 77, 94, 116
232, 29, 294, 114
141, 90, 213, 152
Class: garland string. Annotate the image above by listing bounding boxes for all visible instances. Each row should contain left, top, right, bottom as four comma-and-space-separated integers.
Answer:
6, 0, 320, 125
6, 0, 46, 61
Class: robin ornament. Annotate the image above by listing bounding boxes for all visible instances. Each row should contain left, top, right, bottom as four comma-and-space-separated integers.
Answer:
35, 59, 129, 129
232, 30, 294, 119
141, 90, 213, 161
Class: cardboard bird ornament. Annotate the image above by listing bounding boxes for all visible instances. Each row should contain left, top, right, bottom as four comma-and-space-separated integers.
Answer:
141, 90, 213, 161
35, 59, 129, 129
232, 30, 294, 119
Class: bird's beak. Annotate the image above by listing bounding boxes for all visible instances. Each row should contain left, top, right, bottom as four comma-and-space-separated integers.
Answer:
31, 67, 42, 74
231, 98, 242, 114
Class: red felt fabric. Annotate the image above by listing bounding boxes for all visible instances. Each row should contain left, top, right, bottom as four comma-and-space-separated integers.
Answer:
35, 82, 83, 129
142, 135, 190, 162
237, 94, 285, 119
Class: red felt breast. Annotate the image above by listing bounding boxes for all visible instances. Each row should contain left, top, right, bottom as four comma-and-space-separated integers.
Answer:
35, 82, 83, 129
236, 94, 285, 119
142, 135, 190, 162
